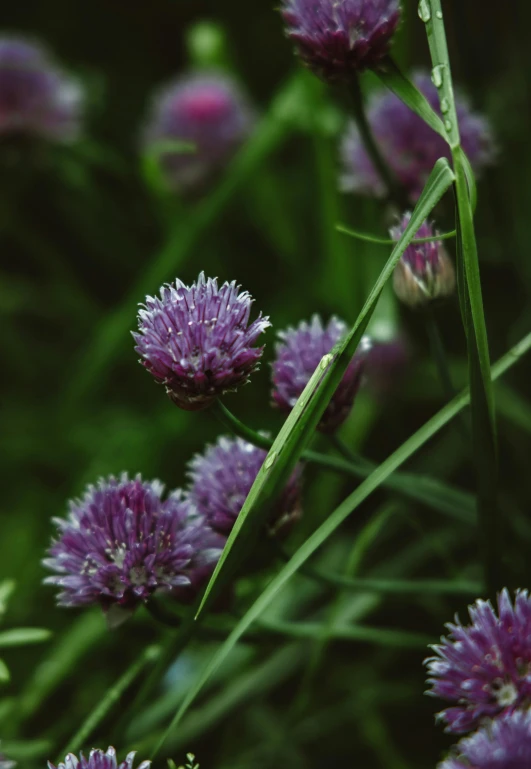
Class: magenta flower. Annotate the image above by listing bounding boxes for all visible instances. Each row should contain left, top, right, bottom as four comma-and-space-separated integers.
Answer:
48, 747, 150, 769
271, 315, 369, 433
0, 36, 82, 142
44, 474, 221, 619
280, 0, 401, 82
134, 273, 270, 411
391, 213, 455, 308
438, 711, 531, 769
341, 71, 494, 201
426, 589, 531, 734
142, 72, 254, 193
188, 435, 302, 536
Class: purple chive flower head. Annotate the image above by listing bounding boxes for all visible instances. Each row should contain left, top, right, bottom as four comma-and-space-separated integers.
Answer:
0, 36, 82, 142
341, 71, 494, 201
134, 272, 271, 411
280, 0, 401, 83
391, 213, 455, 308
142, 72, 254, 193
188, 436, 302, 536
44, 474, 221, 617
438, 711, 531, 769
48, 747, 150, 769
272, 315, 369, 433
425, 589, 531, 735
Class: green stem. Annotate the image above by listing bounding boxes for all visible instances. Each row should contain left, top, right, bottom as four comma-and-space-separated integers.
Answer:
425, 310, 457, 402
348, 75, 408, 209
212, 400, 475, 524
58, 645, 160, 760
424, 0, 499, 595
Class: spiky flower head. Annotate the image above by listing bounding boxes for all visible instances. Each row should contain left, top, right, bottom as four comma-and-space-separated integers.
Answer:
438, 711, 531, 769
425, 589, 531, 735
44, 474, 221, 620
142, 72, 254, 194
391, 213, 455, 309
188, 435, 302, 536
341, 71, 494, 201
271, 315, 369, 433
48, 746, 150, 769
0, 36, 82, 142
133, 272, 271, 411
280, 0, 401, 83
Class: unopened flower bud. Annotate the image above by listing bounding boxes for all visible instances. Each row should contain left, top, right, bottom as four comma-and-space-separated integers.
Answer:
391, 214, 455, 308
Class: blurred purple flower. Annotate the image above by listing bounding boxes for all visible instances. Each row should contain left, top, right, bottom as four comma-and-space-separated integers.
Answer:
48, 747, 150, 769
142, 71, 254, 193
438, 711, 531, 769
365, 334, 410, 398
341, 71, 494, 200
271, 315, 369, 433
391, 213, 455, 308
134, 272, 270, 411
280, 0, 401, 82
188, 435, 302, 536
44, 474, 221, 619
426, 589, 531, 734
0, 36, 82, 142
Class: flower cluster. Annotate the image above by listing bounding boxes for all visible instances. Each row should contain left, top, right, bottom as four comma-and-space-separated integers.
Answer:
391, 214, 455, 308
133, 273, 271, 411
48, 747, 150, 769
271, 315, 369, 432
280, 0, 401, 82
44, 474, 222, 618
438, 711, 531, 769
142, 72, 254, 193
0, 36, 82, 142
341, 71, 494, 201
188, 435, 302, 536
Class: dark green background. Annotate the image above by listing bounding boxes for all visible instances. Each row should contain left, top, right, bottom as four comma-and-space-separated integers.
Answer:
2, 1, 531, 767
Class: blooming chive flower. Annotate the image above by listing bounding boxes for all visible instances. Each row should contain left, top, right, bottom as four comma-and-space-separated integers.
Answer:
188, 436, 302, 536
425, 589, 531, 735
391, 214, 455, 308
142, 72, 254, 193
44, 474, 222, 618
48, 746, 150, 769
0, 37, 82, 142
438, 711, 531, 769
341, 72, 494, 201
133, 272, 271, 411
280, 0, 401, 83
271, 315, 369, 433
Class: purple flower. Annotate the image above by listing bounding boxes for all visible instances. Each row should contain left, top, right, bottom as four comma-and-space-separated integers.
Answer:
133, 272, 271, 411
271, 315, 369, 433
44, 474, 221, 619
391, 213, 455, 308
341, 71, 494, 201
425, 589, 531, 735
438, 711, 531, 769
188, 435, 302, 536
142, 72, 254, 193
48, 746, 150, 769
280, 0, 401, 82
0, 36, 82, 142
365, 333, 410, 398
